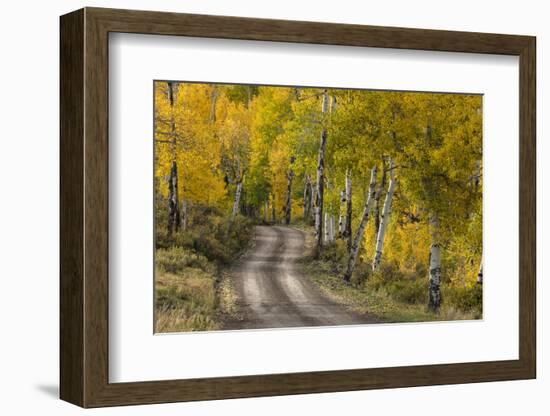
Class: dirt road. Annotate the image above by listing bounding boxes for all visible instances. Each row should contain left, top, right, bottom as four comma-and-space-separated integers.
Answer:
224, 225, 375, 330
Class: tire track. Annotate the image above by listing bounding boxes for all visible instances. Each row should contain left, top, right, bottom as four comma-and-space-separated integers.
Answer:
225, 225, 374, 330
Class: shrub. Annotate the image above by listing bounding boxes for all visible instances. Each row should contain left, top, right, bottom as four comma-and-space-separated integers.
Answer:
156, 204, 253, 265
319, 240, 347, 264
378, 261, 406, 282
385, 278, 427, 305
156, 247, 213, 274
352, 261, 372, 284
443, 283, 482, 315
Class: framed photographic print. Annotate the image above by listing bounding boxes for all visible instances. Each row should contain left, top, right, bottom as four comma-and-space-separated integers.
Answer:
60, 7, 536, 408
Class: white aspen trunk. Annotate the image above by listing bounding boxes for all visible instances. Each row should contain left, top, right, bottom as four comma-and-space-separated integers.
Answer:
372, 159, 397, 271
231, 181, 243, 218
338, 189, 347, 236
373, 159, 386, 238
428, 214, 442, 312
314, 90, 329, 248
477, 254, 483, 284
343, 167, 378, 282
264, 199, 269, 223
329, 215, 335, 242
344, 169, 353, 251
325, 178, 335, 243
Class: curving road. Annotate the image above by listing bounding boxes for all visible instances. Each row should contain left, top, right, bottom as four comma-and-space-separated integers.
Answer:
224, 225, 375, 330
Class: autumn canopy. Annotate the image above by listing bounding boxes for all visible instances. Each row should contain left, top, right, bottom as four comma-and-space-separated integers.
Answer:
154, 81, 482, 320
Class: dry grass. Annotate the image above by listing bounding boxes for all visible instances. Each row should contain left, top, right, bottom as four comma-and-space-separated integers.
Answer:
153, 209, 253, 333
154, 246, 244, 333
155, 267, 220, 333
217, 271, 243, 320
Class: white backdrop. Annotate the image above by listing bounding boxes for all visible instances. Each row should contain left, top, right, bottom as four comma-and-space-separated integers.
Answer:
109, 34, 518, 382
0, 0, 545, 415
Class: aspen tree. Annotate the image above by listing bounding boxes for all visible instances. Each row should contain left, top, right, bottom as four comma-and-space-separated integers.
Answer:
372, 159, 397, 271
314, 90, 329, 248
343, 167, 377, 282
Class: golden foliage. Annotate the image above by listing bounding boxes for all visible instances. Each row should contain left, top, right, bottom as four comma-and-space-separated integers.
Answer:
154, 82, 482, 287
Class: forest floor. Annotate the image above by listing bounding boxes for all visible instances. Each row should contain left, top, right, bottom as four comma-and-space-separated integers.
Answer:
222, 225, 377, 329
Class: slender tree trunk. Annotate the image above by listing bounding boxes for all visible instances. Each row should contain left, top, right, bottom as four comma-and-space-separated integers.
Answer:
329, 94, 337, 113
303, 175, 312, 221
344, 169, 352, 251
166, 81, 181, 235
310, 182, 316, 224
338, 189, 347, 237
477, 254, 483, 284
167, 82, 179, 157
343, 167, 378, 282
428, 214, 442, 312
314, 90, 329, 248
324, 177, 334, 244
284, 170, 294, 225
374, 159, 387, 237
167, 161, 180, 234
264, 198, 269, 223
372, 159, 397, 271
167, 82, 177, 107
284, 158, 295, 225
323, 214, 335, 244
231, 180, 243, 218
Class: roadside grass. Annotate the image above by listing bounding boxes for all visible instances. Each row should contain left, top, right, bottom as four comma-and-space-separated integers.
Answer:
154, 206, 253, 333
298, 230, 482, 323
155, 267, 219, 332
155, 247, 245, 333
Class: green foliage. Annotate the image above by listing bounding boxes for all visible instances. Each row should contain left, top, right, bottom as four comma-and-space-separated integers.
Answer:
224, 85, 259, 105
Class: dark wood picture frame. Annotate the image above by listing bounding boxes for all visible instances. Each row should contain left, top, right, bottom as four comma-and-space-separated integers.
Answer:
60, 7, 536, 408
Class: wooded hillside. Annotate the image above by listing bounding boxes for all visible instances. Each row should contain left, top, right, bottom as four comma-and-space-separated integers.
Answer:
154, 81, 482, 327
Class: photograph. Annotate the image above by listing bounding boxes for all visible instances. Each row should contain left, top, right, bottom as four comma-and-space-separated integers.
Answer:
153, 81, 483, 333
